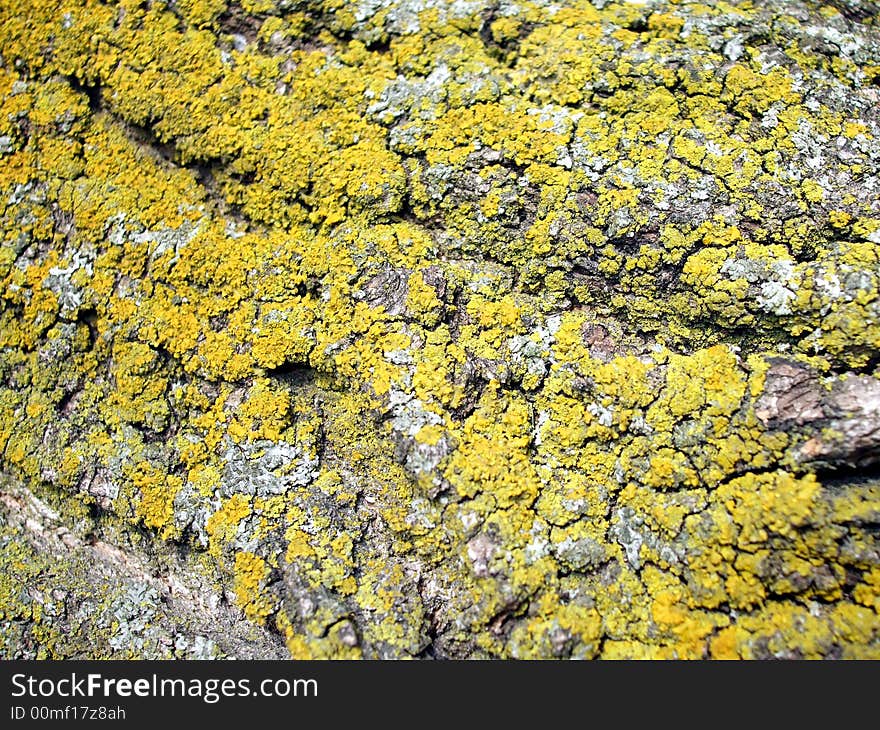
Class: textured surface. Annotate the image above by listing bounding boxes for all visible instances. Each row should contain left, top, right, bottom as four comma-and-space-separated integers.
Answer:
1, 0, 880, 659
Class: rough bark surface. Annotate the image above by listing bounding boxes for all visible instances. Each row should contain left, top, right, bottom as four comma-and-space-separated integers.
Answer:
1, 0, 879, 658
